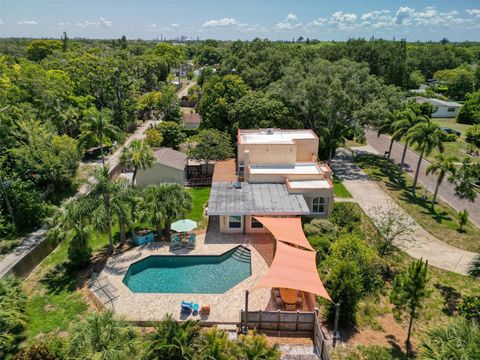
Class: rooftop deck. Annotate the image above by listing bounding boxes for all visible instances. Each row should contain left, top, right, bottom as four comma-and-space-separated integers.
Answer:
239, 129, 317, 145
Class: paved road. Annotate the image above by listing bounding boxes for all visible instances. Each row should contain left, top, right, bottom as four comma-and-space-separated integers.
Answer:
366, 130, 480, 227
331, 147, 478, 275
177, 81, 196, 99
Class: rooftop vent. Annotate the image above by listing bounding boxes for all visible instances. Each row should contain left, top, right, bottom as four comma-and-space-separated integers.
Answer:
266, 128, 274, 135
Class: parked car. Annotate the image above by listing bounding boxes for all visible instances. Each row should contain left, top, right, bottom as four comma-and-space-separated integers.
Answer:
440, 127, 461, 136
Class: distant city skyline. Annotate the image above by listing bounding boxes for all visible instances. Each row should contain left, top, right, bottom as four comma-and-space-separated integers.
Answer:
1, 0, 480, 41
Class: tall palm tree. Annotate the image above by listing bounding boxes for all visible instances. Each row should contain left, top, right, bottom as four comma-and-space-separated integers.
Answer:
111, 179, 136, 245
141, 184, 192, 238
67, 311, 138, 360
143, 314, 201, 360
85, 165, 123, 254
120, 139, 155, 186
406, 118, 444, 196
378, 110, 402, 161
392, 109, 425, 169
80, 108, 122, 164
426, 154, 458, 208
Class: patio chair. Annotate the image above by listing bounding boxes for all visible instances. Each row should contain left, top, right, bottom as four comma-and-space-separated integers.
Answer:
285, 303, 296, 311
181, 300, 193, 314
187, 233, 196, 249
274, 296, 283, 308
171, 234, 181, 250
200, 304, 211, 317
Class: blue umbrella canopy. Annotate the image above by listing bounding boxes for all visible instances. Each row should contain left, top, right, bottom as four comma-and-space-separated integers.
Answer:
171, 219, 197, 232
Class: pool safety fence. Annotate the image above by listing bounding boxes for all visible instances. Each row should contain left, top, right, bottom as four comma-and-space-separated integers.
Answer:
88, 273, 119, 310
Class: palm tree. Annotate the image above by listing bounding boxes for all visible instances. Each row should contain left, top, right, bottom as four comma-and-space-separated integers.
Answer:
425, 154, 458, 208
406, 118, 444, 196
196, 327, 235, 360
235, 332, 281, 360
80, 107, 122, 164
378, 110, 401, 161
141, 184, 192, 238
85, 166, 124, 254
110, 179, 135, 245
67, 311, 138, 360
143, 314, 200, 360
419, 317, 480, 359
392, 109, 424, 169
120, 139, 155, 186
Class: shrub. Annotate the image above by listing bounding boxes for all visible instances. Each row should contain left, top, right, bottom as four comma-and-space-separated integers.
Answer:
457, 91, 480, 124
466, 124, 480, 147
308, 235, 331, 262
67, 230, 92, 269
440, 132, 458, 142
144, 127, 163, 147
15, 338, 66, 360
330, 203, 362, 232
458, 295, 480, 322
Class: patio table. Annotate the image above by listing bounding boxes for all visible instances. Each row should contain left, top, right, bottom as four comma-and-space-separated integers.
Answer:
280, 288, 297, 305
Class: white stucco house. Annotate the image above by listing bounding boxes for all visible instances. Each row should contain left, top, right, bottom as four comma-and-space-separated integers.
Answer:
135, 148, 186, 186
414, 97, 462, 118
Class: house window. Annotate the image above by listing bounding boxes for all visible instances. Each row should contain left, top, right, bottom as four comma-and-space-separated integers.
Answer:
228, 215, 242, 229
312, 197, 326, 214
447, 107, 456, 112
251, 217, 263, 229
434, 106, 439, 112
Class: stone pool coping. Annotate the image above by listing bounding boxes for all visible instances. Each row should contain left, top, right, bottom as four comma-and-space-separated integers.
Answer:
93, 232, 273, 324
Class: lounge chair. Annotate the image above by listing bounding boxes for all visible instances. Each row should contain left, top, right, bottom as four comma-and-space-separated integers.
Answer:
200, 304, 211, 317
181, 300, 193, 313
171, 234, 181, 250
187, 233, 196, 249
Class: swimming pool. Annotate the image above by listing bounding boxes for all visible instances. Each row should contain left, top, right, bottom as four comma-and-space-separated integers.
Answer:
122, 246, 252, 294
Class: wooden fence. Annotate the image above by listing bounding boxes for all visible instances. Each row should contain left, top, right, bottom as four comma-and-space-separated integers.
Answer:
240, 309, 331, 360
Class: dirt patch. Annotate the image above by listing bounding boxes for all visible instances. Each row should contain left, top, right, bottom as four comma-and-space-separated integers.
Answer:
266, 336, 313, 346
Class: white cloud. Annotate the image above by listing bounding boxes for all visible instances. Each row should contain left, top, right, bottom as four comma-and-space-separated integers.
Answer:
393, 6, 414, 25
361, 10, 389, 21
467, 9, 480, 18
145, 24, 158, 32
17, 20, 37, 25
202, 18, 239, 27
77, 17, 112, 28
0, 20, 3, 25
171, 23, 179, 28
58, 22, 70, 26
275, 13, 302, 30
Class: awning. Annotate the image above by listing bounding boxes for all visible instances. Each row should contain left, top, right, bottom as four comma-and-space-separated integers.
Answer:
255, 241, 331, 301
253, 216, 314, 251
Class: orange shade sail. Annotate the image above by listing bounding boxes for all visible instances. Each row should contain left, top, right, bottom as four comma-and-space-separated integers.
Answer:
255, 241, 332, 301
253, 216, 314, 251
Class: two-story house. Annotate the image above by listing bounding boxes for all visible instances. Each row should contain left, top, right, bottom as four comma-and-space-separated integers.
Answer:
207, 128, 334, 234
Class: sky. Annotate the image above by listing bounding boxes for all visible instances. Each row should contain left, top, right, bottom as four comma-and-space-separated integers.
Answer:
1, 0, 480, 41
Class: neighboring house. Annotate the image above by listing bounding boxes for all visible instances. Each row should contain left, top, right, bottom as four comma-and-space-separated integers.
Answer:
135, 147, 186, 186
414, 97, 462, 118
208, 128, 334, 234
183, 112, 201, 129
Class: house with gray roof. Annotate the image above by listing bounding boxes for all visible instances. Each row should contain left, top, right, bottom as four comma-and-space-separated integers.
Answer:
135, 148, 186, 187
414, 96, 462, 118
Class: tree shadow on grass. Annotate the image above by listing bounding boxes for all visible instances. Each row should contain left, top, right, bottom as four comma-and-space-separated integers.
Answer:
434, 283, 461, 316
399, 190, 451, 224
40, 263, 77, 294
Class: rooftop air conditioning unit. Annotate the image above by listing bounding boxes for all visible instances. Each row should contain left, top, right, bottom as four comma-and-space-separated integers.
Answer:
232, 182, 242, 189
266, 128, 274, 135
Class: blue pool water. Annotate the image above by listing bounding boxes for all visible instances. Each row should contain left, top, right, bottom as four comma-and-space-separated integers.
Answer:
122, 246, 252, 294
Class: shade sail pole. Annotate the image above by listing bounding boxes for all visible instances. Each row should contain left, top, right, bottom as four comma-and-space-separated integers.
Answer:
332, 303, 340, 347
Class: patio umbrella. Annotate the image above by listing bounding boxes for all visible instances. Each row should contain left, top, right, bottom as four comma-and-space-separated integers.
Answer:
171, 219, 197, 233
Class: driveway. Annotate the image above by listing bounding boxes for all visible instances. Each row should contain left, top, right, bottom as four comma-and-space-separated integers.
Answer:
366, 130, 480, 227
331, 147, 478, 275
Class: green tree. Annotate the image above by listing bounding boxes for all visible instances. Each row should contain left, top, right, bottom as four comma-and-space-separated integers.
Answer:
390, 258, 430, 351
187, 129, 234, 174
408, 70, 426, 89
465, 124, 480, 147
143, 314, 200, 360
419, 318, 480, 359
157, 121, 186, 149
196, 327, 235, 360
120, 140, 155, 186
67, 311, 137, 360
152, 43, 186, 67
197, 66, 215, 86
145, 127, 164, 147
426, 154, 458, 208
26, 40, 61, 61
457, 91, 480, 125
450, 158, 480, 202
80, 107, 123, 164
406, 118, 444, 195
0, 277, 27, 358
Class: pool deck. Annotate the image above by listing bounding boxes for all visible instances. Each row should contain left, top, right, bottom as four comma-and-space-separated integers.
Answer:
94, 230, 275, 324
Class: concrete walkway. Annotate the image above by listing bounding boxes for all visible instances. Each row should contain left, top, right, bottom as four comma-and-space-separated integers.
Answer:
331, 147, 478, 275
366, 130, 480, 227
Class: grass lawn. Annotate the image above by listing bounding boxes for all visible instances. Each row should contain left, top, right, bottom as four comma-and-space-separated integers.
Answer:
333, 177, 352, 198
355, 153, 480, 252
187, 187, 211, 225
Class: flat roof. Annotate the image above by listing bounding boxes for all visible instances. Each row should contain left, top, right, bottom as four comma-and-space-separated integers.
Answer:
288, 179, 332, 190
414, 97, 462, 107
208, 182, 310, 216
239, 129, 317, 144
212, 159, 237, 182
249, 163, 321, 175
